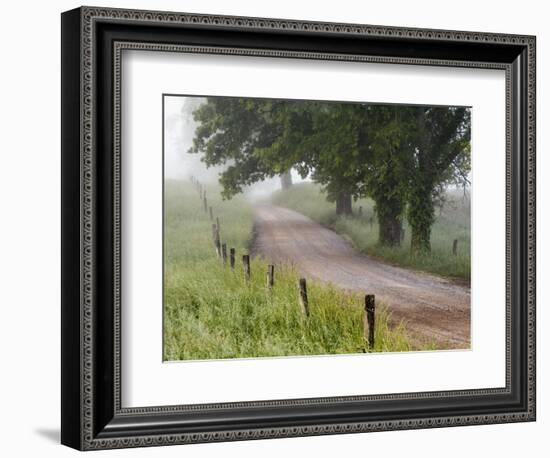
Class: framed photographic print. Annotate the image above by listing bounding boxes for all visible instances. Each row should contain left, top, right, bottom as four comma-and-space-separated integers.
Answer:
61, 6, 536, 451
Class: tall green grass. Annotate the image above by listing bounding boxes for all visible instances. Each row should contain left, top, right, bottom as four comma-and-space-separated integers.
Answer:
271, 182, 470, 280
164, 180, 414, 361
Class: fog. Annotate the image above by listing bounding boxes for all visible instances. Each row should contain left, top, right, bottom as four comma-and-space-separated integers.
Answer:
164, 96, 209, 180
164, 95, 307, 202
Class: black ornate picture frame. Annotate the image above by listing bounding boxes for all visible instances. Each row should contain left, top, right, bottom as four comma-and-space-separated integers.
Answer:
61, 6, 536, 451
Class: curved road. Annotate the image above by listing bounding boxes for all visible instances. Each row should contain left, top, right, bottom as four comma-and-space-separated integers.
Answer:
251, 205, 470, 349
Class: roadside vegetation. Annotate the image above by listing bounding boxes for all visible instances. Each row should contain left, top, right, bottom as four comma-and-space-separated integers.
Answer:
164, 180, 415, 361
271, 182, 470, 280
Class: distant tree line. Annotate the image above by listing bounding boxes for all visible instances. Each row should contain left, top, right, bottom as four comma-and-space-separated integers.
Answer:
189, 98, 470, 253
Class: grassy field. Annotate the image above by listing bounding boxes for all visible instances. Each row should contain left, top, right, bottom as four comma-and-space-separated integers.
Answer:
271, 182, 470, 280
164, 180, 415, 361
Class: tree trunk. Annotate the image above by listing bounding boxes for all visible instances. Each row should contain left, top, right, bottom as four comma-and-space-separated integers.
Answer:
335, 191, 353, 216
408, 182, 434, 253
374, 194, 403, 247
280, 170, 293, 190
410, 224, 431, 253
378, 212, 402, 246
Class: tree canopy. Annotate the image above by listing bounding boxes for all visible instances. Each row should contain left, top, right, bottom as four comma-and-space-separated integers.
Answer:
189, 97, 470, 251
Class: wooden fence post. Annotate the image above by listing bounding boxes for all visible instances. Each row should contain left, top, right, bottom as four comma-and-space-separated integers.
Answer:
212, 223, 220, 257
221, 243, 227, 264
211, 223, 217, 242
230, 248, 235, 270
364, 294, 375, 349
266, 265, 275, 289
242, 255, 251, 281
209, 206, 213, 221
298, 278, 310, 317
203, 195, 208, 213
214, 219, 221, 253
452, 239, 458, 255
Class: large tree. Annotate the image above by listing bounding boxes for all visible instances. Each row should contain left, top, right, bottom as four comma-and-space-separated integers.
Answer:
406, 106, 471, 252
190, 97, 313, 199
352, 104, 470, 249
306, 103, 365, 216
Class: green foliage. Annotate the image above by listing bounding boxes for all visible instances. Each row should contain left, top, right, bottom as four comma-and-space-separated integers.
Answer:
405, 107, 471, 252
189, 97, 471, 251
272, 183, 470, 280
190, 98, 313, 198
164, 180, 417, 360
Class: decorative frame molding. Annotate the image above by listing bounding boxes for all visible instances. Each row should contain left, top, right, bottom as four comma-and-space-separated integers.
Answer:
61, 6, 536, 451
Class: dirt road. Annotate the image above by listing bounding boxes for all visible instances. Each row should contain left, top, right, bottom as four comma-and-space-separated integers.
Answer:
251, 205, 470, 349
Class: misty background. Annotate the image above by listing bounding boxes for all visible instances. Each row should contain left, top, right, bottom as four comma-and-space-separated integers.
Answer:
164, 95, 307, 200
